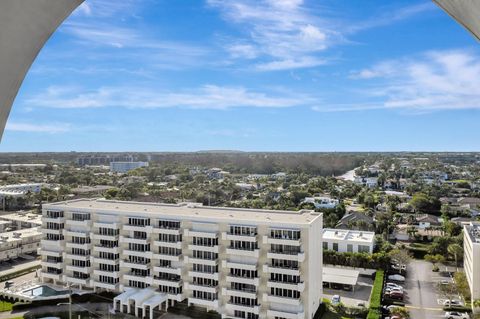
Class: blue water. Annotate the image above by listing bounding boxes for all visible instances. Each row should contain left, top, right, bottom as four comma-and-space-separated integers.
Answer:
24, 286, 69, 297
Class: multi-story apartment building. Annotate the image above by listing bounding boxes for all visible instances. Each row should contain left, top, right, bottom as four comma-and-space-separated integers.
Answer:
464, 222, 480, 300
322, 229, 375, 254
110, 161, 149, 173
40, 199, 322, 319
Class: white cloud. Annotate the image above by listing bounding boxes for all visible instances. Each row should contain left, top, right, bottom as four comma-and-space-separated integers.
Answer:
27, 85, 312, 110
5, 122, 71, 133
333, 50, 480, 112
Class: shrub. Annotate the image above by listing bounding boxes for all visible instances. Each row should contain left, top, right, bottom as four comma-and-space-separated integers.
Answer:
367, 270, 384, 319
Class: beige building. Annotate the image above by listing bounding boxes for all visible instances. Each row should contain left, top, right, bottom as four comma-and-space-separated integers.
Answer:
40, 199, 323, 319
464, 222, 480, 300
0, 227, 41, 261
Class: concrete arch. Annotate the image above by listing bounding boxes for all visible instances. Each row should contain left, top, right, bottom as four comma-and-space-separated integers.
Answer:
0, 0, 84, 139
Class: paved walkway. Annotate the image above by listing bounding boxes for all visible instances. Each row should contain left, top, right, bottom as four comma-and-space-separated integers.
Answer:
0, 259, 40, 279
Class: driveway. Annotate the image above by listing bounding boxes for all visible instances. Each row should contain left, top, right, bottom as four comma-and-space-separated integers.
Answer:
403, 260, 446, 319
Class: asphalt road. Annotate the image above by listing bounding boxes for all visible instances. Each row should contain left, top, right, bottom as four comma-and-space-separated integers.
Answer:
404, 260, 455, 319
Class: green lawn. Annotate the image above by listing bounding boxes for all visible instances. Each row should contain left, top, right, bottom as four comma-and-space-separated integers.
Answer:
0, 300, 13, 312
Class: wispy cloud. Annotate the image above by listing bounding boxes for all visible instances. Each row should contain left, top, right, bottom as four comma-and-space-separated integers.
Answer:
5, 122, 71, 133
315, 50, 480, 113
26, 85, 313, 110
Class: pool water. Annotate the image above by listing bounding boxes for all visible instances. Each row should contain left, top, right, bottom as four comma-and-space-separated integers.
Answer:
24, 285, 69, 297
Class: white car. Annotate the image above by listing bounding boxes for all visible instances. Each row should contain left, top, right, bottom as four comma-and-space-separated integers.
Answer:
388, 274, 406, 282
444, 311, 469, 319
385, 287, 403, 293
443, 300, 462, 306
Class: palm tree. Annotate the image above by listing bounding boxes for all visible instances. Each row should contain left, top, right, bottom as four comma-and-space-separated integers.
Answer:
447, 243, 464, 271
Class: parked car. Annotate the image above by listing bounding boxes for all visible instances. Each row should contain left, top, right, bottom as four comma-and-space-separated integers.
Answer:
385, 287, 403, 294
386, 291, 404, 300
388, 274, 406, 282
443, 300, 462, 307
331, 295, 341, 305
386, 282, 403, 288
444, 311, 469, 319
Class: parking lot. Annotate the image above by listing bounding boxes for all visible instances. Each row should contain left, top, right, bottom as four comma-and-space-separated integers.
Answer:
322, 276, 373, 307
399, 260, 463, 319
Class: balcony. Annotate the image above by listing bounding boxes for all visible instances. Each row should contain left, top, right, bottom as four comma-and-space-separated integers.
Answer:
188, 271, 218, 281
93, 221, 119, 229
152, 253, 182, 262
222, 287, 257, 299
63, 229, 90, 238
120, 260, 150, 270
267, 251, 305, 262
40, 249, 63, 258
153, 276, 183, 288
226, 247, 259, 258
94, 269, 119, 278
94, 281, 119, 291
66, 265, 91, 273
119, 236, 149, 245
267, 280, 305, 292
91, 233, 119, 241
185, 282, 217, 294
185, 256, 217, 267
263, 235, 301, 246
263, 265, 300, 276
65, 276, 90, 286
168, 293, 185, 302
93, 245, 120, 254
267, 309, 304, 319
153, 266, 182, 276
152, 226, 181, 235
123, 224, 153, 233
184, 229, 218, 239
43, 216, 65, 223
226, 302, 260, 315
123, 273, 153, 285
41, 260, 62, 268
222, 260, 257, 271
41, 228, 63, 235
226, 275, 259, 286
66, 242, 92, 250
263, 294, 301, 306
66, 219, 92, 228
222, 232, 258, 242
41, 239, 65, 248
188, 298, 218, 309
123, 250, 153, 259
153, 240, 182, 249
188, 244, 219, 253
93, 257, 119, 265
64, 253, 90, 262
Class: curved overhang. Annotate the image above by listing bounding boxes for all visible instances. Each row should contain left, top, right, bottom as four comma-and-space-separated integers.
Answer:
433, 0, 480, 41
0, 0, 84, 140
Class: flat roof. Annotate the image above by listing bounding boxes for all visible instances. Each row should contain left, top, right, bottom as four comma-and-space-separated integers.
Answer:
0, 213, 42, 225
44, 198, 321, 225
323, 267, 359, 286
0, 227, 41, 243
323, 228, 375, 244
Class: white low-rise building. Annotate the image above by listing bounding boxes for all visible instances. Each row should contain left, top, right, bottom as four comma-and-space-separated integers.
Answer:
110, 162, 149, 173
0, 227, 41, 261
464, 222, 480, 300
40, 199, 323, 319
322, 229, 375, 254
0, 212, 42, 229
303, 197, 339, 209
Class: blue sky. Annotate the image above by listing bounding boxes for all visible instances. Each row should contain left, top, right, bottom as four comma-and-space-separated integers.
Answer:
2, 0, 480, 152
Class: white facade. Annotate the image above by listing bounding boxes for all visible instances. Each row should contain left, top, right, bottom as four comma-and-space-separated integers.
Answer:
0, 227, 41, 261
322, 229, 375, 254
40, 199, 323, 319
303, 197, 339, 209
464, 222, 480, 300
110, 162, 149, 173
0, 212, 42, 229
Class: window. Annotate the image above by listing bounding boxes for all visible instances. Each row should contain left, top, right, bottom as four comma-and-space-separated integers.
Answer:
347, 244, 353, 252
358, 245, 370, 253
323, 242, 328, 250
333, 243, 339, 252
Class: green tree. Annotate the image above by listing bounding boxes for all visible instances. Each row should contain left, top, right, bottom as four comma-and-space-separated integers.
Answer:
448, 244, 464, 271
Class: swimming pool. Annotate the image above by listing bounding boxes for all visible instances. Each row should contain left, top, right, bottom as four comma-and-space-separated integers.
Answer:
23, 285, 69, 297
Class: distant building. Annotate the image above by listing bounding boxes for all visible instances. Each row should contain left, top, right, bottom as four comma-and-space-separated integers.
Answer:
464, 222, 480, 300
415, 214, 442, 229
77, 154, 136, 166
207, 168, 230, 180
110, 162, 149, 173
354, 177, 378, 188
322, 228, 375, 254
336, 212, 374, 230
0, 227, 41, 261
0, 212, 42, 229
303, 196, 339, 209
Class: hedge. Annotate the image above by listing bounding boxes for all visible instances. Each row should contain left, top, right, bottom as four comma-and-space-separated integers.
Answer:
0, 264, 40, 282
367, 270, 384, 319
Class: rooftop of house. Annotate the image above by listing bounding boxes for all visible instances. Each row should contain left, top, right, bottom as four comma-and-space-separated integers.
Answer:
44, 198, 321, 225
0, 227, 41, 243
0, 212, 42, 225
323, 228, 375, 244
